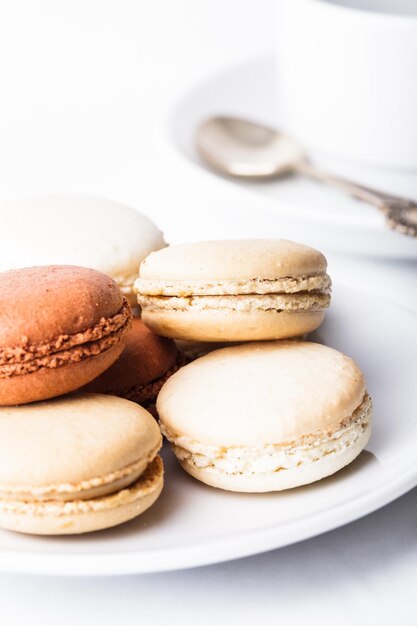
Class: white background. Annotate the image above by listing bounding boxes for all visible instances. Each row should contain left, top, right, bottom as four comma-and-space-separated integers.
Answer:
0, 1, 416, 623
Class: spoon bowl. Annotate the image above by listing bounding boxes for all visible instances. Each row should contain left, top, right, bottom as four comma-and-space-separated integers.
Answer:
196, 116, 305, 178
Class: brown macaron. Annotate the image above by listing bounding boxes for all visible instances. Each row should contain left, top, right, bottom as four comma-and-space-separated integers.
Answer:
83, 317, 181, 415
0, 265, 132, 405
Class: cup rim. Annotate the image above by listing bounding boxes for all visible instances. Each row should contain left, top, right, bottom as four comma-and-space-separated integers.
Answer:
306, 0, 417, 24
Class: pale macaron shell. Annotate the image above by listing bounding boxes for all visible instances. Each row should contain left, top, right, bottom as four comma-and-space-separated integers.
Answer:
0, 394, 161, 500
0, 195, 166, 304
137, 239, 327, 283
157, 341, 366, 446
142, 308, 325, 342
0, 456, 163, 535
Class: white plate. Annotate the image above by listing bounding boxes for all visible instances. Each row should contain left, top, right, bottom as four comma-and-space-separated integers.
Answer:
0, 286, 416, 576
163, 55, 417, 260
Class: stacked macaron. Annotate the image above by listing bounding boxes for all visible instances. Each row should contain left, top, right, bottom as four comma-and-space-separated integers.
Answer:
0, 197, 172, 534
135, 239, 331, 341
157, 342, 371, 492
0, 395, 163, 534
0, 265, 131, 405
134, 238, 372, 493
0, 195, 373, 534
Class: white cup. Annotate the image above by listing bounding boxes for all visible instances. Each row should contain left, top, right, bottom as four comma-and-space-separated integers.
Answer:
275, 0, 417, 170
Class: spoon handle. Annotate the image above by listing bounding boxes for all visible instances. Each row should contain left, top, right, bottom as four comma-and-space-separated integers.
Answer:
296, 161, 417, 237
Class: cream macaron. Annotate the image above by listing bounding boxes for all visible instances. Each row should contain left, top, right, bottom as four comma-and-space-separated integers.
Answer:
158, 342, 372, 492
0, 394, 163, 534
0, 195, 166, 305
135, 239, 331, 341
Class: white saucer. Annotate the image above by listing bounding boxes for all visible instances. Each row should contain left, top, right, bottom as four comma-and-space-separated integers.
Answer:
163, 56, 417, 259
0, 286, 416, 576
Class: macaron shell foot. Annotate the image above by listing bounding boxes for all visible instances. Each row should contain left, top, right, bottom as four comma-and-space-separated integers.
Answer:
141, 309, 325, 342
0, 340, 127, 406
0, 456, 163, 535
176, 425, 371, 493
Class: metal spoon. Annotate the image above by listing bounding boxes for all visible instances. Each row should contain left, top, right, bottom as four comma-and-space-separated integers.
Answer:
196, 116, 417, 238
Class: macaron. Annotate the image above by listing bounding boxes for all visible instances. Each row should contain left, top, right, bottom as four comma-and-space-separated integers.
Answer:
158, 341, 372, 492
135, 239, 331, 341
0, 195, 166, 305
0, 394, 163, 534
0, 265, 131, 405
83, 317, 182, 415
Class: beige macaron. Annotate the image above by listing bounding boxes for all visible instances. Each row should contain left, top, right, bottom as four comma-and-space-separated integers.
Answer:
0, 394, 163, 534
135, 239, 331, 342
158, 341, 372, 492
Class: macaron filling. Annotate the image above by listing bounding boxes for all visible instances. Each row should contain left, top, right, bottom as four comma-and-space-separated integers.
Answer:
161, 393, 371, 476
138, 292, 330, 313
0, 456, 163, 517
136, 274, 331, 314
0, 298, 131, 378
135, 274, 331, 297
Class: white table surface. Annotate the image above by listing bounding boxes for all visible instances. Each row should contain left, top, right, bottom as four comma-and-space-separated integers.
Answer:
0, 1, 416, 622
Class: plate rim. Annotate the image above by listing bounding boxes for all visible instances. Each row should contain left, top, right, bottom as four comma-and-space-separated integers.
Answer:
0, 461, 415, 577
